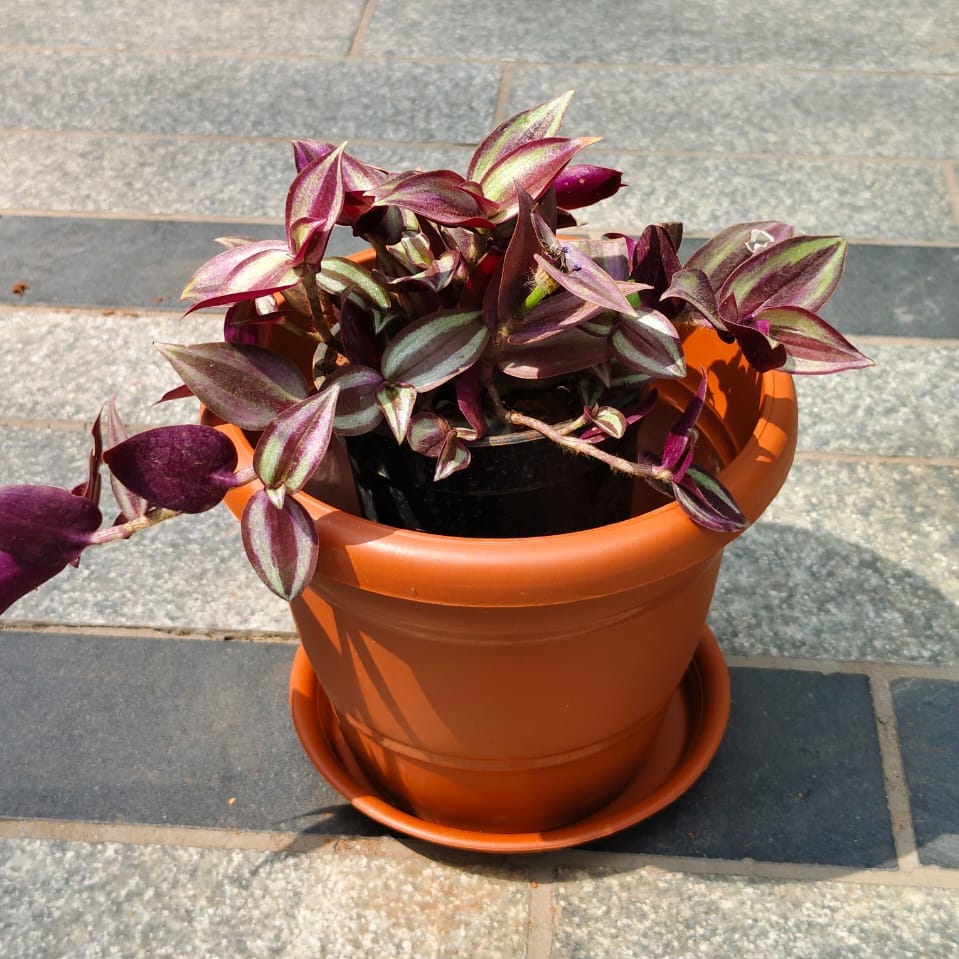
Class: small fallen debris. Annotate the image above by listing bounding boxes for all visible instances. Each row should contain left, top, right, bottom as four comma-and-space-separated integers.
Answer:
10, 281, 29, 296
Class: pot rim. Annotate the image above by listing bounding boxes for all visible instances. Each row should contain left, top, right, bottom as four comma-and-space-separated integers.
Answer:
214, 327, 797, 605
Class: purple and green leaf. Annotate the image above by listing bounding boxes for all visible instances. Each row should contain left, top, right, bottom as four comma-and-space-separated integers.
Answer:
254, 385, 340, 496
156, 342, 309, 430
241, 488, 318, 601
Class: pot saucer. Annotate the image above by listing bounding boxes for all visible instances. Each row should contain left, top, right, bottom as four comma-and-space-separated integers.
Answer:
289, 629, 730, 854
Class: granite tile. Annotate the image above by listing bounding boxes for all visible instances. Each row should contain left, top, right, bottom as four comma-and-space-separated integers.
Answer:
590, 668, 895, 867
0, 218, 357, 310
892, 678, 959, 868
5, 217, 958, 336
551, 867, 959, 959
7, 0, 366, 55
0, 51, 501, 143
509, 67, 959, 160
364, 0, 959, 72
0, 631, 371, 834
818, 245, 959, 339
795, 342, 959, 458
712, 462, 959, 664
0, 310, 222, 425
0, 427, 293, 633
0, 837, 527, 959
0, 132, 472, 218
577, 151, 959, 244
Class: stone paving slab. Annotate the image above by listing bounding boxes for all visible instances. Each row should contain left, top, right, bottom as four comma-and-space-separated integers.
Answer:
5, 0, 366, 55
714, 462, 959, 664
580, 150, 959, 243
550, 866, 959, 959
362, 0, 959, 72
0, 51, 501, 143
0, 133, 473, 219
0, 837, 530, 959
0, 631, 902, 869
508, 66, 959, 160
893, 678, 959, 868
589, 668, 895, 866
5, 219, 957, 339
0, 217, 367, 310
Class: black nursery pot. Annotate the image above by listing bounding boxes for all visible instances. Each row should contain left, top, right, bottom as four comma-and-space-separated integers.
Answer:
345, 427, 636, 538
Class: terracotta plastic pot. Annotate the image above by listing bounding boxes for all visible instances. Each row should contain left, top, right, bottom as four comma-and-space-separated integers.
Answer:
214, 320, 797, 835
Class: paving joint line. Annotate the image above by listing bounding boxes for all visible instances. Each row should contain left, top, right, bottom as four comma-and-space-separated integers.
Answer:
943, 162, 959, 233
869, 675, 922, 870
493, 63, 515, 125
0, 620, 297, 642
525, 862, 556, 959
346, 0, 379, 60
4, 821, 959, 889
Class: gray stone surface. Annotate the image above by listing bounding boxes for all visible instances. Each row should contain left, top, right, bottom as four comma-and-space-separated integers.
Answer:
363, 0, 959, 72
5, 219, 957, 337
0, 837, 528, 959
0, 310, 219, 425
0, 132, 472, 218
713, 462, 959, 663
579, 150, 959, 243
591, 668, 896, 867
795, 342, 959, 458
7, 0, 366, 55
0, 631, 370, 833
509, 67, 959, 160
0, 217, 366, 309
0, 52, 500, 143
551, 866, 959, 959
893, 678, 959, 868
822, 245, 959, 339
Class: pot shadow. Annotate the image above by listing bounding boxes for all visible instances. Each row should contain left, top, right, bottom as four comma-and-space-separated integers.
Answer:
271, 523, 957, 882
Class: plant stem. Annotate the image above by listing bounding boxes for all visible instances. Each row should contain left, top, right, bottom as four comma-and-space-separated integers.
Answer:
506, 410, 670, 482
302, 269, 335, 346
89, 507, 181, 546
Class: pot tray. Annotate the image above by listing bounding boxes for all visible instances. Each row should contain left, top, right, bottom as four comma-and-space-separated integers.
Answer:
289, 629, 730, 854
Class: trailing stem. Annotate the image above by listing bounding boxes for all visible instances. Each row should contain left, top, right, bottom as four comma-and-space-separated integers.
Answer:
505, 410, 671, 482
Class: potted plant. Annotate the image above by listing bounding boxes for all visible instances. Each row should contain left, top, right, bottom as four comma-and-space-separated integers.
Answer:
0, 92, 870, 851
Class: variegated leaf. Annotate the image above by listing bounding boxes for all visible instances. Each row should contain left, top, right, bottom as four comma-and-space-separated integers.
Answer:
241, 488, 318, 601
673, 467, 747, 533
756, 307, 873, 374
467, 90, 574, 182
662, 268, 726, 331
155, 342, 308, 430
253, 385, 340, 494
481, 137, 600, 221
181, 240, 299, 313
286, 144, 346, 267
685, 221, 794, 289
534, 248, 637, 316
720, 235, 847, 319
609, 310, 686, 378
323, 365, 386, 436
367, 170, 494, 227
376, 384, 418, 443
381, 309, 488, 392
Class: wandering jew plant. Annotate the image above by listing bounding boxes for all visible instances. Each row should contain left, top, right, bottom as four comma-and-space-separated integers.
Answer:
0, 91, 871, 610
